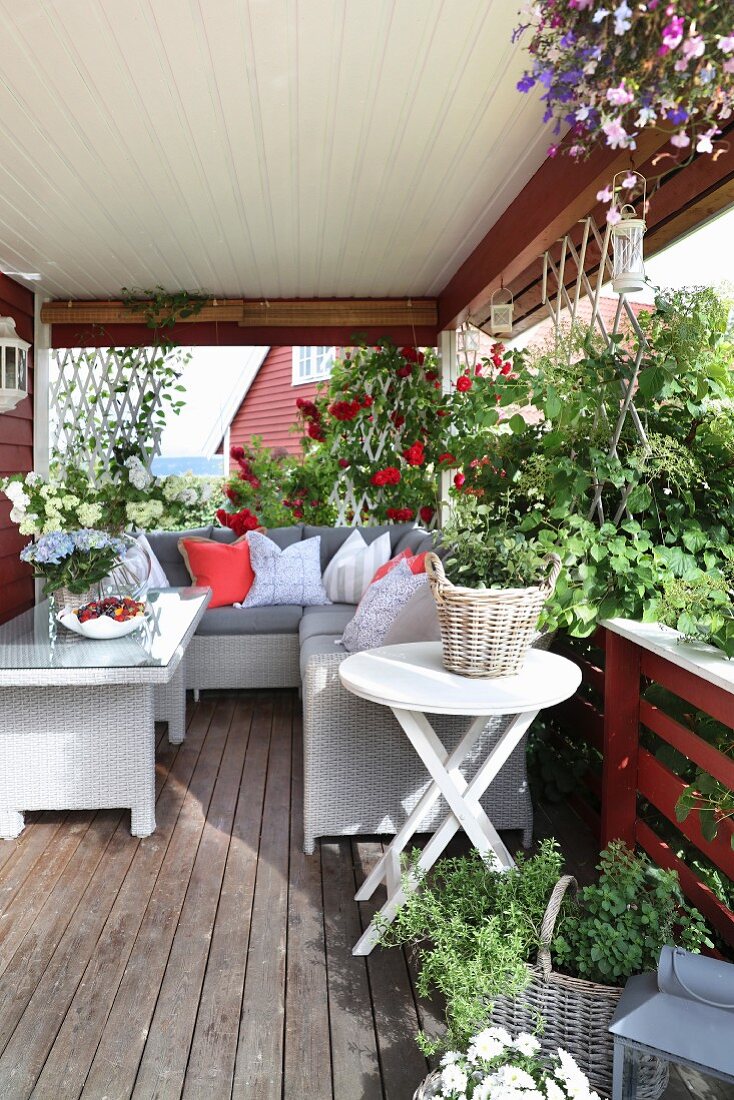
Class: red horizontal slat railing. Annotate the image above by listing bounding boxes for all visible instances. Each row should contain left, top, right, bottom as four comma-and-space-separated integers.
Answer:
552, 626, 734, 950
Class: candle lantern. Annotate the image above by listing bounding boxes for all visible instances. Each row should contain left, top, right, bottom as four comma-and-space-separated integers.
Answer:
611, 171, 647, 294
0, 317, 30, 414
489, 287, 513, 336
609, 947, 734, 1099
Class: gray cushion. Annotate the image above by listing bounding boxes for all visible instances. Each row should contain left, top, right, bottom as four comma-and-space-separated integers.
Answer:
299, 604, 356, 643
210, 524, 303, 549
394, 528, 437, 556
196, 604, 302, 636
146, 527, 212, 587
304, 525, 394, 571
382, 583, 441, 645
299, 633, 346, 679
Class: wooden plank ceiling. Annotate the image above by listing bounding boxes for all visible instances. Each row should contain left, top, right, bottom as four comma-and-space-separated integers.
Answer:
0, 0, 550, 304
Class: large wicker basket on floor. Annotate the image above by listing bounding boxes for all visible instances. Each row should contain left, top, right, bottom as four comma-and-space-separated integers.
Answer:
413, 876, 669, 1100
424, 552, 561, 678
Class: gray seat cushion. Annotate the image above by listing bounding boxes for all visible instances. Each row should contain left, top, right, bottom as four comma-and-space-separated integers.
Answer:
145, 527, 212, 587
299, 604, 355, 643
196, 604, 302, 636
299, 633, 346, 678
211, 524, 303, 549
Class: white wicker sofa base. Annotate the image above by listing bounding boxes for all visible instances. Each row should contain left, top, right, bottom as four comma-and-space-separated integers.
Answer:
145, 523, 536, 854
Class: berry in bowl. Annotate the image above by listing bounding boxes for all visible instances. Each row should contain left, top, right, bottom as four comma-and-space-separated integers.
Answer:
58, 596, 148, 639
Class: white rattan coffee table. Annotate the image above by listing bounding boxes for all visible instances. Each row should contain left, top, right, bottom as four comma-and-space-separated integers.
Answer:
0, 587, 209, 839
339, 641, 581, 956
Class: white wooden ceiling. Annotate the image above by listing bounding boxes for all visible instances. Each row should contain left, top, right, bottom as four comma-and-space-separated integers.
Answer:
0, 0, 549, 301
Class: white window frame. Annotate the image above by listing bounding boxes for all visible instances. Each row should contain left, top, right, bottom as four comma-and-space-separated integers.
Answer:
292, 346, 335, 386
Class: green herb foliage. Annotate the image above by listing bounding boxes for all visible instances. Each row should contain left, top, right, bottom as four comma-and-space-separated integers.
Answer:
553, 842, 712, 984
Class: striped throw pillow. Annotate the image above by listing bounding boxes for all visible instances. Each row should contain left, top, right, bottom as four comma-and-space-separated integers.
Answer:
322, 529, 391, 604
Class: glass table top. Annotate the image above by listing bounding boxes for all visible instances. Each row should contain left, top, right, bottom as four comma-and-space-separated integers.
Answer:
0, 588, 209, 673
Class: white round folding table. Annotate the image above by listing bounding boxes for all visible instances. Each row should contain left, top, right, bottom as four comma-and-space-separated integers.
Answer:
339, 640, 581, 956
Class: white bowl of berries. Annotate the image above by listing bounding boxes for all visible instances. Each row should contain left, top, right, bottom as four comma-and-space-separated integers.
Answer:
58, 596, 147, 639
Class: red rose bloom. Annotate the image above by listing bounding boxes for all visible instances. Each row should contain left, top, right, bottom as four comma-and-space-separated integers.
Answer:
216, 507, 260, 537
307, 421, 325, 440
491, 342, 506, 355
229, 444, 245, 461
419, 506, 434, 524
403, 441, 425, 467
438, 452, 456, 465
390, 412, 405, 429
396, 364, 413, 379
386, 506, 415, 522
424, 369, 438, 382
400, 346, 425, 364
371, 466, 401, 487
453, 472, 466, 489
328, 399, 361, 421
362, 394, 374, 407
297, 398, 320, 421
338, 458, 350, 469
456, 375, 472, 393
500, 362, 513, 376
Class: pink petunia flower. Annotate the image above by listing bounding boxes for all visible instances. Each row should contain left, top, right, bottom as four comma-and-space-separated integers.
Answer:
603, 118, 631, 149
597, 186, 614, 203
719, 35, 734, 54
606, 83, 634, 107
606, 206, 622, 225
670, 130, 691, 148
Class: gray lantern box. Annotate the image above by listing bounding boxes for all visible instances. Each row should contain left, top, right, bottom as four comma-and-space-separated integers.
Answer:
609, 947, 734, 1099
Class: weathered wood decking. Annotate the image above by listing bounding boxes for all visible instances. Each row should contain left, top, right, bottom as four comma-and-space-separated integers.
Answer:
0, 690, 725, 1099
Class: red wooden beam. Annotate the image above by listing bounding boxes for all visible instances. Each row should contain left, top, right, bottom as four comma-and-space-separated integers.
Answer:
639, 651, 734, 733
601, 630, 642, 848
638, 748, 734, 881
640, 699, 734, 793
49, 321, 439, 350
436, 130, 666, 331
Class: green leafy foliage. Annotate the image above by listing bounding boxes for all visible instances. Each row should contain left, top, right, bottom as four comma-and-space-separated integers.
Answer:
553, 843, 712, 984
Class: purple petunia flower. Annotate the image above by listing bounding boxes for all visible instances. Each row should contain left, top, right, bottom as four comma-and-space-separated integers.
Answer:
517, 74, 535, 93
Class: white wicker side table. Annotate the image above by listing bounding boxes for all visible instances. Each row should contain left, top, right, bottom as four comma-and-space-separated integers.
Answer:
339, 641, 581, 956
0, 587, 209, 839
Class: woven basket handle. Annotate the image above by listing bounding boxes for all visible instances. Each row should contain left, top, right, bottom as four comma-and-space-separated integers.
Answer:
539, 553, 562, 596
424, 552, 450, 602
537, 874, 577, 978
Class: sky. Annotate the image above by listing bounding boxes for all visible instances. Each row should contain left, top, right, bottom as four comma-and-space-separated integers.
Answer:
158, 203, 734, 459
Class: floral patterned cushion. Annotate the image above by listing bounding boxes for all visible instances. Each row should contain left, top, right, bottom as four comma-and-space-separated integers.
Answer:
341, 560, 428, 653
239, 531, 330, 608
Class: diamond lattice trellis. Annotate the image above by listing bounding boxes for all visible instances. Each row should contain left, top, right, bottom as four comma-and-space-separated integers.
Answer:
541, 216, 650, 526
50, 346, 170, 482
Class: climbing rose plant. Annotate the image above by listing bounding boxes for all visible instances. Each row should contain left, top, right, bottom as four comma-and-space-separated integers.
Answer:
515, 1, 734, 163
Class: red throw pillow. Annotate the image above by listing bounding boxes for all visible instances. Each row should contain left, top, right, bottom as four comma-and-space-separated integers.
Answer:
408, 551, 428, 574
178, 535, 255, 609
370, 548, 414, 585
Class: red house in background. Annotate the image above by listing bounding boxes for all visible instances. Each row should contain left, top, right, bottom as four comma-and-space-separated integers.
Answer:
225, 346, 334, 465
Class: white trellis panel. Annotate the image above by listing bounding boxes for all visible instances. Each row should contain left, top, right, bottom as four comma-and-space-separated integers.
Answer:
541, 217, 650, 526
50, 346, 169, 482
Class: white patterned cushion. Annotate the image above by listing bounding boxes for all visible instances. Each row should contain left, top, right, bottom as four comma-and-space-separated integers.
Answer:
341, 561, 428, 653
322, 529, 391, 604
239, 532, 330, 608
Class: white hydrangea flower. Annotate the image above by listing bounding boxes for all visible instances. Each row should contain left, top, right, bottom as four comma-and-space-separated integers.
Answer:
124, 455, 152, 491
179, 488, 198, 507
78, 502, 103, 527
25, 471, 42, 487
62, 494, 80, 509
200, 481, 213, 502
514, 1032, 541, 1056
4, 482, 30, 512
162, 476, 182, 502
18, 515, 40, 536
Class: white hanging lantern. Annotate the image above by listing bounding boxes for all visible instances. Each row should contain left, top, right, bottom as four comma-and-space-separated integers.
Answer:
490, 286, 514, 336
611, 172, 647, 295
0, 317, 30, 414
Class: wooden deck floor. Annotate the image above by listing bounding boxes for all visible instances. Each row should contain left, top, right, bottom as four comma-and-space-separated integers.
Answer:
0, 689, 728, 1099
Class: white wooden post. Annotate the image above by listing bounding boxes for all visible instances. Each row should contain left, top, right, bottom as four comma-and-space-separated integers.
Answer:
33, 295, 51, 605
438, 328, 458, 528
33, 295, 50, 478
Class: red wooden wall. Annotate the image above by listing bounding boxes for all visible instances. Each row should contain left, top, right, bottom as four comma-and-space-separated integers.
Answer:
0, 275, 34, 623
228, 346, 317, 462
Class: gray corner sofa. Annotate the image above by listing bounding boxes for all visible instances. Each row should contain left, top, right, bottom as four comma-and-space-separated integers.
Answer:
146, 524, 534, 854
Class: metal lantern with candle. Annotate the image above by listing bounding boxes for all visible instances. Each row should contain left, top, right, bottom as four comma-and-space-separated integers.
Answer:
609, 946, 734, 1099
611, 172, 647, 295
0, 317, 30, 414
489, 286, 514, 336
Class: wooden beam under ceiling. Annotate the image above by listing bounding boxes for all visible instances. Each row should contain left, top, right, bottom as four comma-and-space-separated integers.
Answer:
436, 129, 669, 332
40, 297, 437, 330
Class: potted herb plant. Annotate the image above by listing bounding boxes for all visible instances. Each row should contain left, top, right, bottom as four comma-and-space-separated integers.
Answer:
380, 841, 711, 1098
